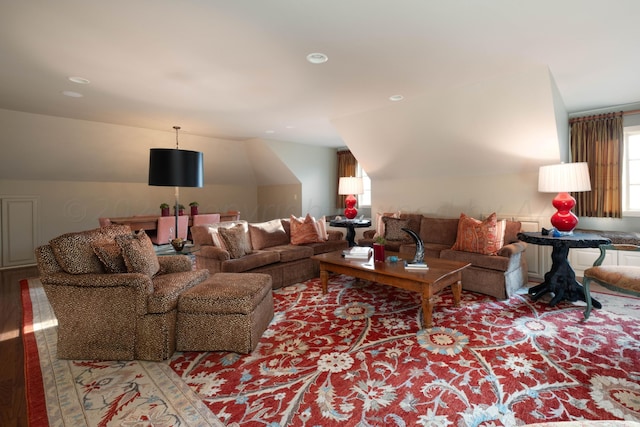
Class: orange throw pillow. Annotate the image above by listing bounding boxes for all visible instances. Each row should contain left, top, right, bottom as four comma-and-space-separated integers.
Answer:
451, 213, 500, 255
290, 214, 323, 245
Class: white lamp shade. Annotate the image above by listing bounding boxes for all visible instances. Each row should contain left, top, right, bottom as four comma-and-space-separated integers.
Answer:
338, 177, 364, 195
538, 162, 591, 193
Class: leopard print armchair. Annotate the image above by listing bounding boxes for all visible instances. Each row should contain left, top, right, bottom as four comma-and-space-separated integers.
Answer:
35, 225, 209, 361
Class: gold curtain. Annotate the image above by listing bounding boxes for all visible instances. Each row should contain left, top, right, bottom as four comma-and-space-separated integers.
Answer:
569, 112, 623, 218
337, 150, 357, 208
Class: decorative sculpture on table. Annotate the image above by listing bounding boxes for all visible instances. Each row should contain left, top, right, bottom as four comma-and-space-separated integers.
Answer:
402, 228, 424, 264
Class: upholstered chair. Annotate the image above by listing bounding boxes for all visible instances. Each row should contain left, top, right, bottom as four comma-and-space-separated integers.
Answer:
192, 213, 221, 226
151, 215, 189, 245
35, 225, 209, 360
582, 244, 640, 320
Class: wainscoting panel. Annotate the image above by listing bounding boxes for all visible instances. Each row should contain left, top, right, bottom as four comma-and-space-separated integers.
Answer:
517, 218, 546, 280
1, 197, 39, 268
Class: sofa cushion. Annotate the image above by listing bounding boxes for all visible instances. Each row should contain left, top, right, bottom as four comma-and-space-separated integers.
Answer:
249, 219, 289, 250
92, 242, 127, 274
148, 269, 210, 313
451, 213, 501, 255
303, 239, 349, 255
419, 217, 459, 246
290, 214, 323, 245
382, 217, 410, 241
399, 213, 423, 236
49, 224, 132, 274
316, 216, 329, 240
221, 251, 280, 273
373, 211, 401, 238
193, 220, 249, 250
266, 244, 314, 262
504, 220, 522, 244
115, 230, 161, 277
440, 249, 511, 272
218, 224, 249, 259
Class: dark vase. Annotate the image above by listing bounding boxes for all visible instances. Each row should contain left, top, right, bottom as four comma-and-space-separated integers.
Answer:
190, 206, 198, 216
373, 243, 385, 262
161, 207, 170, 217
175, 208, 185, 216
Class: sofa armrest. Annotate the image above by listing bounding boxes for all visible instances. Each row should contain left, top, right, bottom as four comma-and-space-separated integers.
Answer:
41, 272, 153, 317
158, 255, 192, 273
42, 271, 152, 289
197, 245, 230, 261
497, 241, 527, 257
327, 230, 344, 241
363, 229, 376, 239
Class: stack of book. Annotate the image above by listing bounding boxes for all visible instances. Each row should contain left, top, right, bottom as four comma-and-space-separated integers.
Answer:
404, 261, 429, 271
342, 246, 372, 260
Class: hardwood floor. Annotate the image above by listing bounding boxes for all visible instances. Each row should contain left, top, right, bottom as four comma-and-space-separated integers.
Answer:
0, 266, 38, 427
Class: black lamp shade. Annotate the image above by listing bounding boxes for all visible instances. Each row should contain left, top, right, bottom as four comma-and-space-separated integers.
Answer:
148, 148, 204, 187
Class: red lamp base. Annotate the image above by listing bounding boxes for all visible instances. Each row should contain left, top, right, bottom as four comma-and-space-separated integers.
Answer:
550, 192, 579, 234
344, 194, 358, 220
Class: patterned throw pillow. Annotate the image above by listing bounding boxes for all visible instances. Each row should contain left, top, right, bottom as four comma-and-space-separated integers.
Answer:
382, 217, 410, 241
451, 212, 500, 255
92, 242, 127, 273
115, 230, 160, 277
373, 211, 401, 238
315, 216, 329, 241
290, 214, 323, 245
218, 224, 248, 259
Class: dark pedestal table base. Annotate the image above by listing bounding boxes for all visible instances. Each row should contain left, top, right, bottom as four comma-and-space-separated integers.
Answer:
528, 245, 601, 308
518, 232, 611, 309
329, 219, 372, 247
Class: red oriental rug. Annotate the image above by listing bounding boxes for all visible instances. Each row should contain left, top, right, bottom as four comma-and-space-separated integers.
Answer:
172, 274, 640, 426
22, 275, 640, 426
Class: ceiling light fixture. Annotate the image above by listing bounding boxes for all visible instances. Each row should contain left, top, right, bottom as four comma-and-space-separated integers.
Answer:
389, 95, 404, 102
68, 76, 90, 84
306, 53, 328, 64
62, 90, 83, 98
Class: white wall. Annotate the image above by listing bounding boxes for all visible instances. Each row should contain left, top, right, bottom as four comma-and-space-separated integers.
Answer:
333, 65, 565, 222
0, 109, 338, 247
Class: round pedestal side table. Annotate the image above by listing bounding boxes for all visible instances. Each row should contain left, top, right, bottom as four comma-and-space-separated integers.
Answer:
518, 231, 611, 308
329, 219, 371, 247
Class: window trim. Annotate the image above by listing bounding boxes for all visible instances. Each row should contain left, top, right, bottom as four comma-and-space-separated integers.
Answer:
356, 164, 371, 207
622, 125, 640, 217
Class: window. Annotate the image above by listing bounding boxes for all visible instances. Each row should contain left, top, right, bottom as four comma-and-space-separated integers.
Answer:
623, 126, 640, 216
356, 163, 371, 207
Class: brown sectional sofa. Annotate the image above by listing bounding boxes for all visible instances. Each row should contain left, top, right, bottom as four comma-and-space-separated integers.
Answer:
191, 218, 349, 289
358, 213, 528, 299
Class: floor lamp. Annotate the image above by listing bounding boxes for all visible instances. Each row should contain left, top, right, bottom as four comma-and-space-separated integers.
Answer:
149, 126, 204, 247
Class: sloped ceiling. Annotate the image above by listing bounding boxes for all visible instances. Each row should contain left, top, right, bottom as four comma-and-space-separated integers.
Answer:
333, 66, 566, 179
0, 109, 257, 186
0, 1, 639, 148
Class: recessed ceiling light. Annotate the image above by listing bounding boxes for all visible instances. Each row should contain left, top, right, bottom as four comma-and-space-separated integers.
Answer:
62, 90, 83, 98
389, 95, 404, 102
68, 76, 90, 84
306, 53, 328, 64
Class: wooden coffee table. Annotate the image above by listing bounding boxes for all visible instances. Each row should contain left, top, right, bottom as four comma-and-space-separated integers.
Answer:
312, 250, 470, 328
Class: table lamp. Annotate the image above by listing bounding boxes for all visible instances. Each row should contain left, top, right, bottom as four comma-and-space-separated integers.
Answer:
149, 126, 204, 241
338, 177, 364, 220
538, 162, 591, 235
